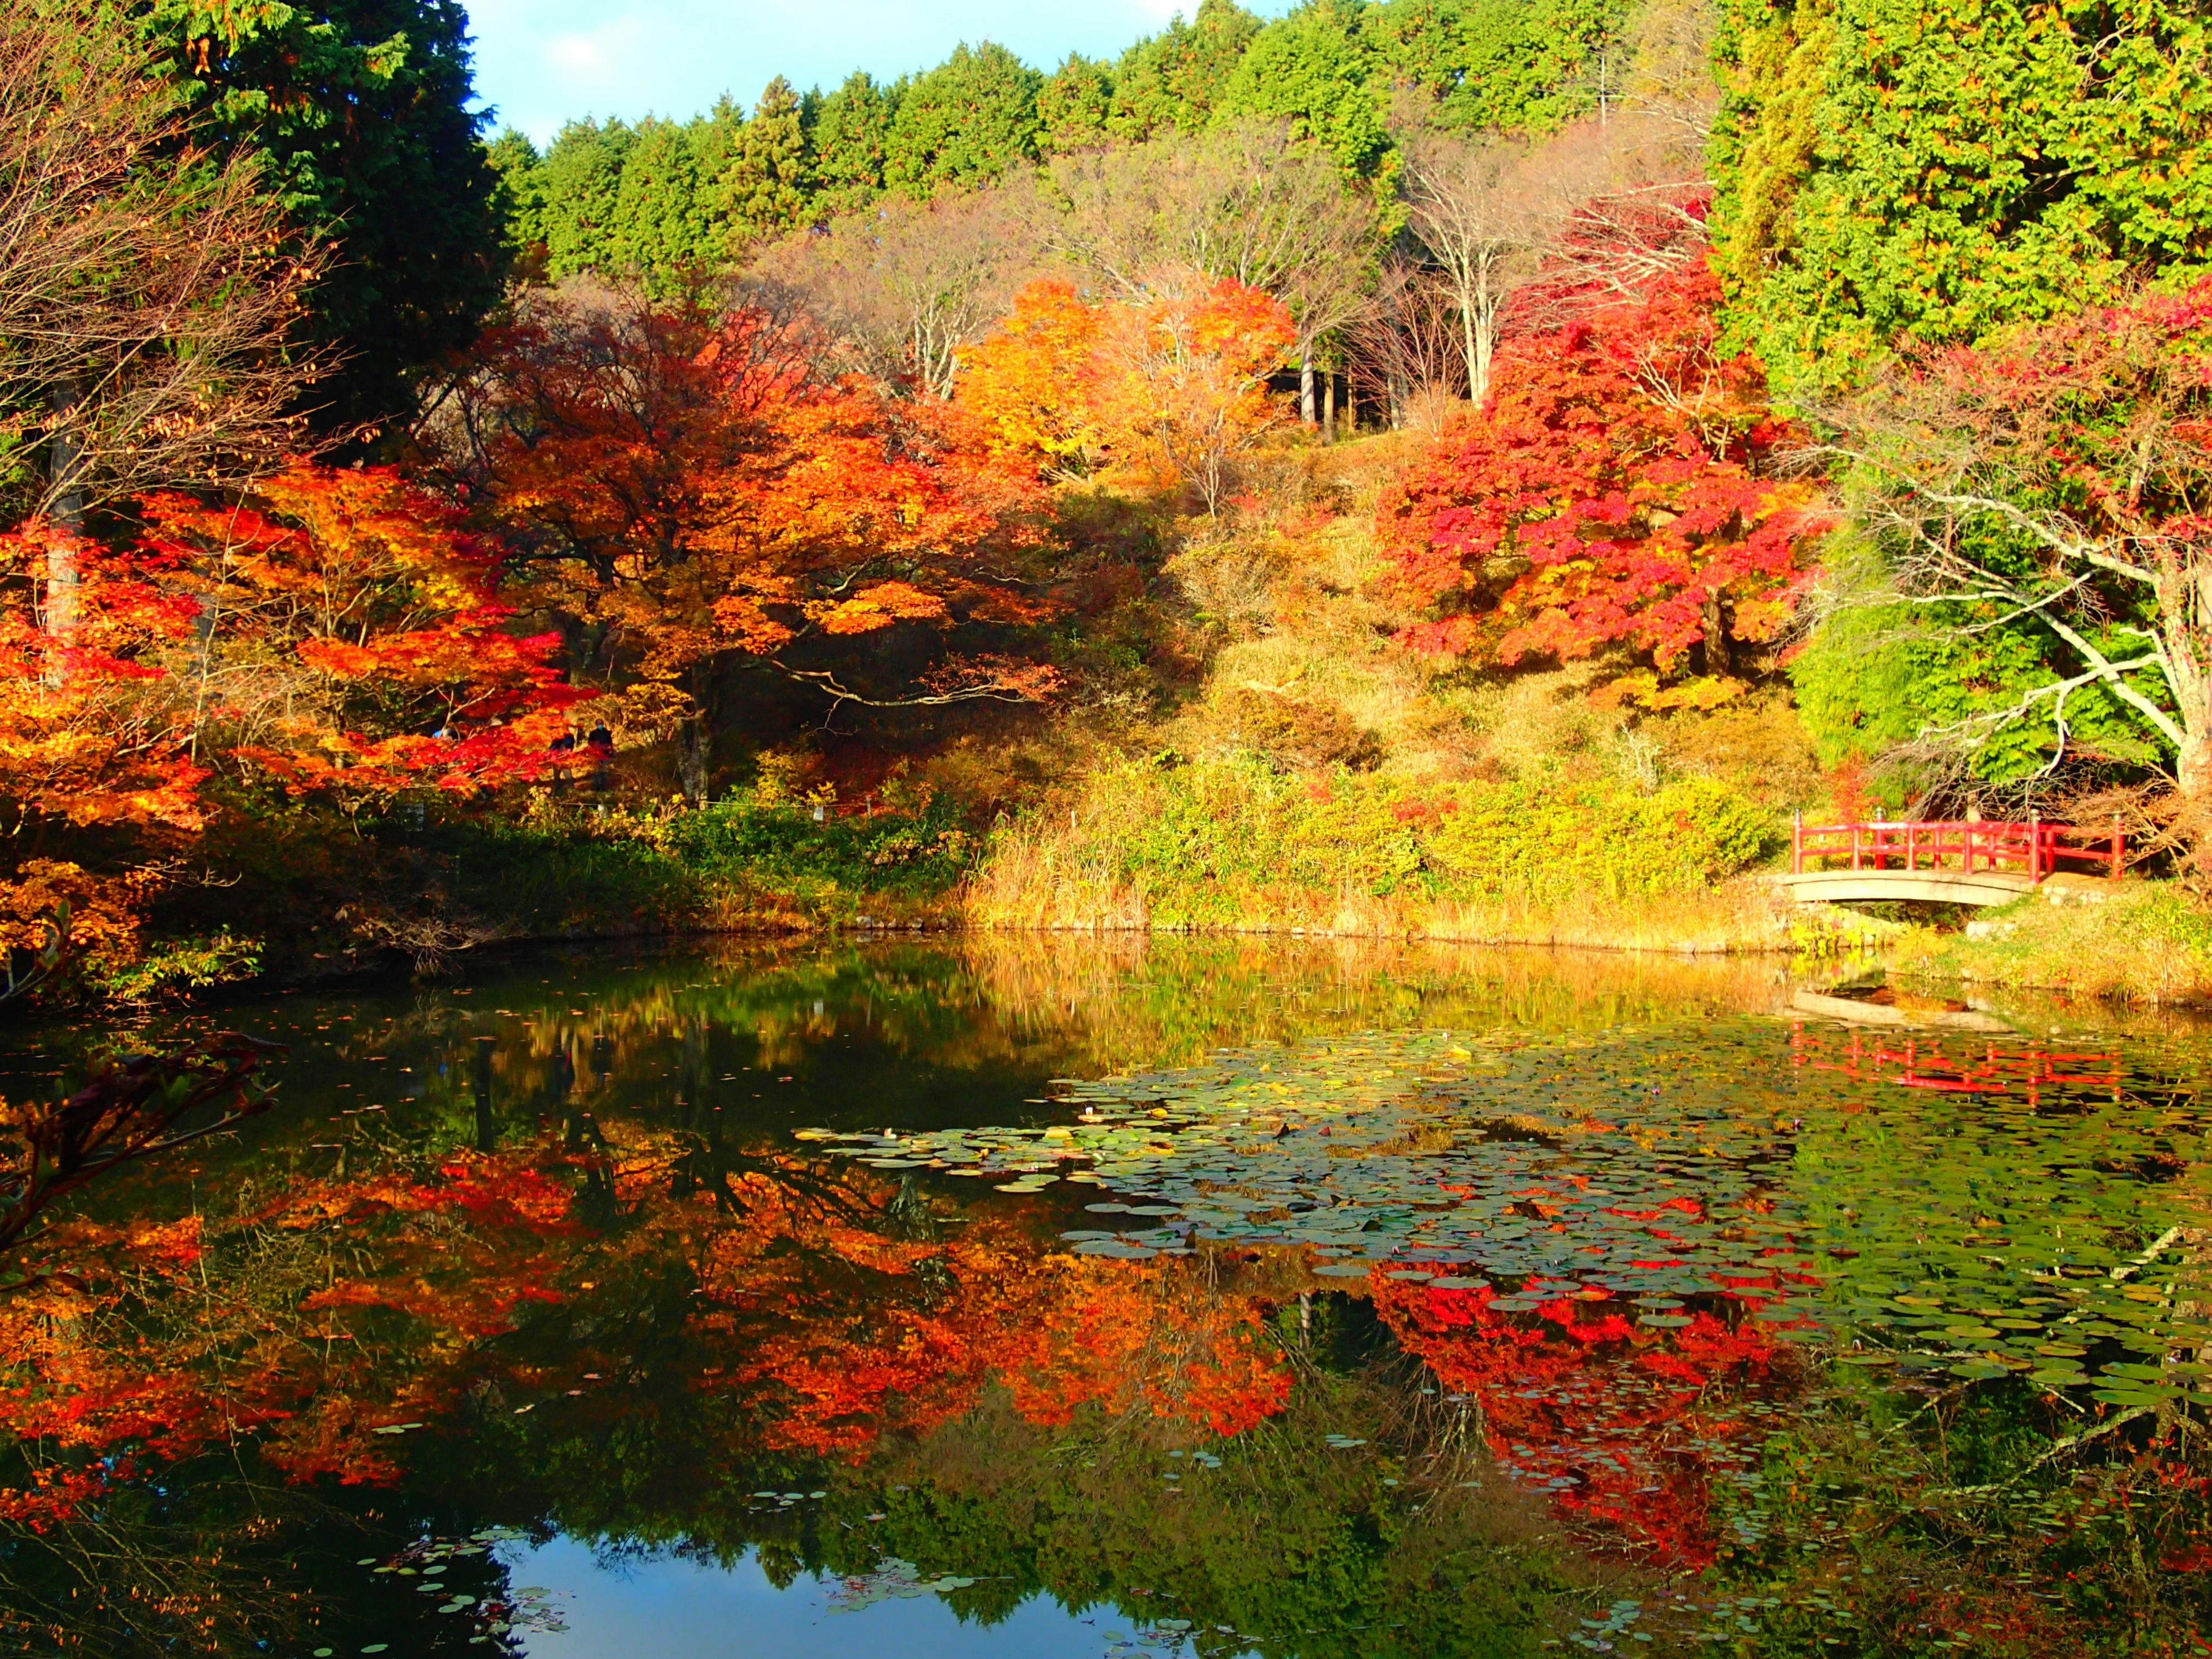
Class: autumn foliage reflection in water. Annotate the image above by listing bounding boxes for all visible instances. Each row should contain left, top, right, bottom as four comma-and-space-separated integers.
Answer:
2, 940, 2209, 1656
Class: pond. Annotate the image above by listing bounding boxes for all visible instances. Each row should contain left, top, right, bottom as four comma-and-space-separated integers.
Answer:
2, 937, 2207, 1658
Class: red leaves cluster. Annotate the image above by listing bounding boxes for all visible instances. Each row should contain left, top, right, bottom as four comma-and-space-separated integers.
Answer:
696, 1175, 1289, 1456
1373, 1275, 1784, 1568
1379, 261, 1831, 703
458, 292, 1062, 725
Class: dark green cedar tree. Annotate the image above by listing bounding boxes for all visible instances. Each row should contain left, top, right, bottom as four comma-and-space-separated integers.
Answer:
1108, 0, 1263, 139
484, 127, 546, 256
722, 77, 812, 239
810, 71, 899, 217
1037, 54, 1113, 153
538, 118, 634, 282
606, 116, 720, 290
1214, 0, 1390, 175
147, 0, 508, 431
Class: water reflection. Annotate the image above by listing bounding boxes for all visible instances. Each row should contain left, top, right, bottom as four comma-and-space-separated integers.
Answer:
1, 936, 2206, 1656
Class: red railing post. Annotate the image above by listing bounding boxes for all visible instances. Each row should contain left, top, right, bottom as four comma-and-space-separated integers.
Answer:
1851, 824, 1862, 870
2028, 812, 2040, 882
1793, 811, 1803, 875
2111, 815, 2124, 880
1906, 821, 1917, 872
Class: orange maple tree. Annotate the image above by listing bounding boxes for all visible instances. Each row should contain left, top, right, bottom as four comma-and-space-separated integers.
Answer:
0, 518, 210, 967
957, 270, 1295, 513
138, 461, 592, 805
437, 290, 1060, 793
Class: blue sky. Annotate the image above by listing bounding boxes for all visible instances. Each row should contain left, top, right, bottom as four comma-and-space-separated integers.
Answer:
465, 1, 1296, 146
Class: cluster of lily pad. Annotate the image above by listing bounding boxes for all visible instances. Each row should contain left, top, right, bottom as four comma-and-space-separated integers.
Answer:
824, 1557, 983, 1612
797, 1021, 2211, 1400
351, 1529, 567, 1646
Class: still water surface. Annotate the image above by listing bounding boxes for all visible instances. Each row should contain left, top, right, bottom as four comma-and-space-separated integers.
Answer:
3, 938, 2207, 1657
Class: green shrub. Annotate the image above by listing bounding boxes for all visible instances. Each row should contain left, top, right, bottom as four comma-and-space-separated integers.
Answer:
446, 795, 979, 935
660, 794, 976, 901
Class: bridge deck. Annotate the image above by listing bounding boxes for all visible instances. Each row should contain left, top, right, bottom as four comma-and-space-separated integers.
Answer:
1774, 869, 2039, 907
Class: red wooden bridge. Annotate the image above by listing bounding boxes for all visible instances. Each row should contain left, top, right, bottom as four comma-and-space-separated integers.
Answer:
1778, 815, 2125, 906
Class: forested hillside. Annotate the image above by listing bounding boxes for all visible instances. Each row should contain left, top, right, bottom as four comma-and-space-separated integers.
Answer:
485, 0, 1628, 287
5, 0, 2212, 1007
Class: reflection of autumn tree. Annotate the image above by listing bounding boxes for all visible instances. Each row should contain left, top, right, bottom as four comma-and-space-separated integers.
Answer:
0, 1141, 585, 1529
695, 1188, 1290, 1454
1371, 1279, 1785, 1569
0, 1129, 601, 1653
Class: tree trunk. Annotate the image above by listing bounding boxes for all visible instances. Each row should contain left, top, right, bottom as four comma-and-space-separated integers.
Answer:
2177, 726, 2212, 809
1469, 279, 1498, 408
1322, 372, 1337, 444
1460, 285, 1483, 406
677, 715, 710, 808
677, 662, 717, 808
45, 380, 84, 676
1700, 592, 1733, 678
1300, 353, 1316, 426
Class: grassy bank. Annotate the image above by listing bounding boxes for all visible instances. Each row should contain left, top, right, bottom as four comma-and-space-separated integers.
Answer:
968, 752, 1871, 953
1892, 881, 2212, 1006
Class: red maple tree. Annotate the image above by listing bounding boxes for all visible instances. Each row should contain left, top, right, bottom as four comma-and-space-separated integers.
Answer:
1378, 262, 1831, 707
140, 462, 593, 804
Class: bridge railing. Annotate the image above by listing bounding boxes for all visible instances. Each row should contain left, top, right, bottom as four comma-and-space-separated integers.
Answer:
1790, 816, 2124, 881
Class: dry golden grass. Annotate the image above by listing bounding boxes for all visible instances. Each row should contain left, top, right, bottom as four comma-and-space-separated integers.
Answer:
964, 813, 1887, 956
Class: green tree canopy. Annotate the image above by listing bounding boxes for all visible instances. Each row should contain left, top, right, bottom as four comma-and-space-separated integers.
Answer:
1109, 0, 1263, 141
607, 117, 721, 287
810, 71, 899, 217
147, 0, 508, 432
884, 42, 1043, 195
1037, 54, 1113, 153
484, 127, 547, 257
1215, 0, 1389, 176
1709, 0, 2212, 394
537, 118, 634, 281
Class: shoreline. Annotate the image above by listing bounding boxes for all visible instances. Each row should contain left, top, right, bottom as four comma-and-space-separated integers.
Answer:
29, 888, 2202, 1027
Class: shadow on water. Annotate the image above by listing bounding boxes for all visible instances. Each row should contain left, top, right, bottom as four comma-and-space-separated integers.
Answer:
1, 934, 2207, 1657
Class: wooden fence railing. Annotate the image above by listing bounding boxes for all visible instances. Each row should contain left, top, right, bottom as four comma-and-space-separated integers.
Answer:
1790, 816, 2124, 881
